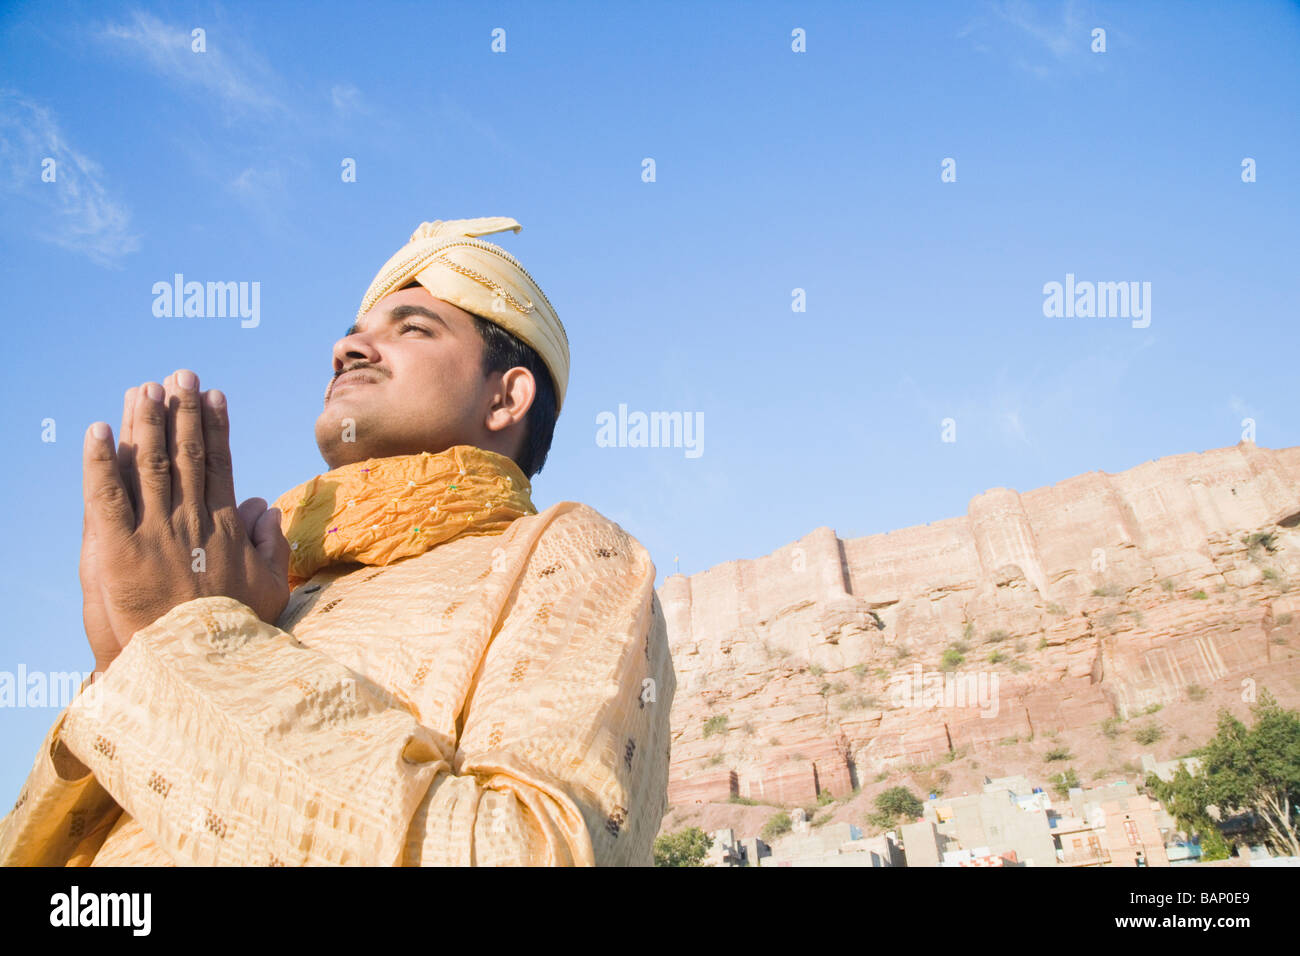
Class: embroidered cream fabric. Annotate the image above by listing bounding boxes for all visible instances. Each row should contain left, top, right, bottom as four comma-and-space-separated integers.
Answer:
0, 502, 675, 866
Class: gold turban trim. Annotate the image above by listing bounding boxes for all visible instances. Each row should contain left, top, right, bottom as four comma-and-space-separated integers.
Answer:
357, 217, 570, 412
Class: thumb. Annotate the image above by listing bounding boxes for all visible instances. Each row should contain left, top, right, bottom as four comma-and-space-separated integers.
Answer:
236, 496, 268, 539
252, 506, 291, 583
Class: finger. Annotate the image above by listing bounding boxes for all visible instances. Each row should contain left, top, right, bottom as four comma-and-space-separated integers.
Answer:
237, 497, 267, 540
133, 381, 170, 519
167, 369, 206, 517
203, 389, 238, 513
118, 386, 139, 513
253, 506, 291, 584
83, 423, 134, 540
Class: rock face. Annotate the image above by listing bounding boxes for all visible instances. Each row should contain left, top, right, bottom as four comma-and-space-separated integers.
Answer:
661, 442, 1300, 809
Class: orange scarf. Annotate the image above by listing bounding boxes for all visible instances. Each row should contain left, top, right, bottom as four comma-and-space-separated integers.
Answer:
271, 445, 537, 590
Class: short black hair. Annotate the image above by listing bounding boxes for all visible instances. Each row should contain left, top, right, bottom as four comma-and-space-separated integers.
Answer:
469, 313, 558, 480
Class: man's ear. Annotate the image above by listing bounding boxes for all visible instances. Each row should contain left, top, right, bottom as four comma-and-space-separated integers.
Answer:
484, 367, 535, 434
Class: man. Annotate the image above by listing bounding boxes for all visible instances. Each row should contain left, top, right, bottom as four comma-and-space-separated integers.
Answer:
0, 216, 676, 866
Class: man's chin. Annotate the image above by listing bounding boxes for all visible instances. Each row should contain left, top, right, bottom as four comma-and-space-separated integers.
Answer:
316, 415, 374, 469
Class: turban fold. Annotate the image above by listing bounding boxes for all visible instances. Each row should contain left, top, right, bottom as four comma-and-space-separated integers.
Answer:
357, 217, 570, 412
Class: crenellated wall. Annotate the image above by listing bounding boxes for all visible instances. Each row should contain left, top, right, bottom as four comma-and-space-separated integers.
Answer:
661, 442, 1300, 811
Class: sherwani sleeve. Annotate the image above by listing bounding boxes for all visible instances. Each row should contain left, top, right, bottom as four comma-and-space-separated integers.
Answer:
0, 676, 126, 866
42, 517, 675, 866
407, 512, 676, 866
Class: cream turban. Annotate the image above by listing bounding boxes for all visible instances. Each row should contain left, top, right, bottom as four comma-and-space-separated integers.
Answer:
357, 217, 570, 412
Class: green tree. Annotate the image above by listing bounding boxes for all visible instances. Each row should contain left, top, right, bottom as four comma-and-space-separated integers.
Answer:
1145, 690, 1300, 858
1198, 826, 1232, 861
875, 786, 923, 822
1145, 765, 1228, 861
653, 827, 714, 867
1199, 690, 1300, 856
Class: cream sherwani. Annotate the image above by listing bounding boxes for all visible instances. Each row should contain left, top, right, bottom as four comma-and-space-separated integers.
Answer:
0, 500, 675, 866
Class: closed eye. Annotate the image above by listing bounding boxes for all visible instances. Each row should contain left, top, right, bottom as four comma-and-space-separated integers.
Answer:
397, 321, 432, 336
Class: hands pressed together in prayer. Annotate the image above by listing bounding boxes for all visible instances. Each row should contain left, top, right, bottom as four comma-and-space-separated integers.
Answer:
80, 369, 291, 675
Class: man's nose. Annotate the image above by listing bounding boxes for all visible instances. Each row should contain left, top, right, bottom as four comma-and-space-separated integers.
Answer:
332, 330, 381, 372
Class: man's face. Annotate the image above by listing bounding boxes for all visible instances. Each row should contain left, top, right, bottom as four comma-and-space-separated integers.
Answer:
315, 286, 516, 469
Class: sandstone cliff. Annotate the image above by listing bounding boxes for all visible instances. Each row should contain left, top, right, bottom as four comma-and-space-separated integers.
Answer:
658, 442, 1300, 830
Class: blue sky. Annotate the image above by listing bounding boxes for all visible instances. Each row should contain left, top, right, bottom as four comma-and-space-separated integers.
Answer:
0, 0, 1297, 803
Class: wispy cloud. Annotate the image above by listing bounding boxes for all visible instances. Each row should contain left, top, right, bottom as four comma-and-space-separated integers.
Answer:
961, 0, 1099, 78
331, 83, 367, 116
993, 0, 1081, 60
0, 90, 139, 266
100, 10, 285, 118
229, 165, 285, 198
225, 162, 296, 223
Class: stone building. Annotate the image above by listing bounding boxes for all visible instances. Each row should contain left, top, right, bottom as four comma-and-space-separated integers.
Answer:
764, 822, 902, 867
920, 777, 1059, 866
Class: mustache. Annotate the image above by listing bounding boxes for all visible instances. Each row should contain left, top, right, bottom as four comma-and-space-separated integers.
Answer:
333, 362, 387, 382
324, 363, 388, 404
